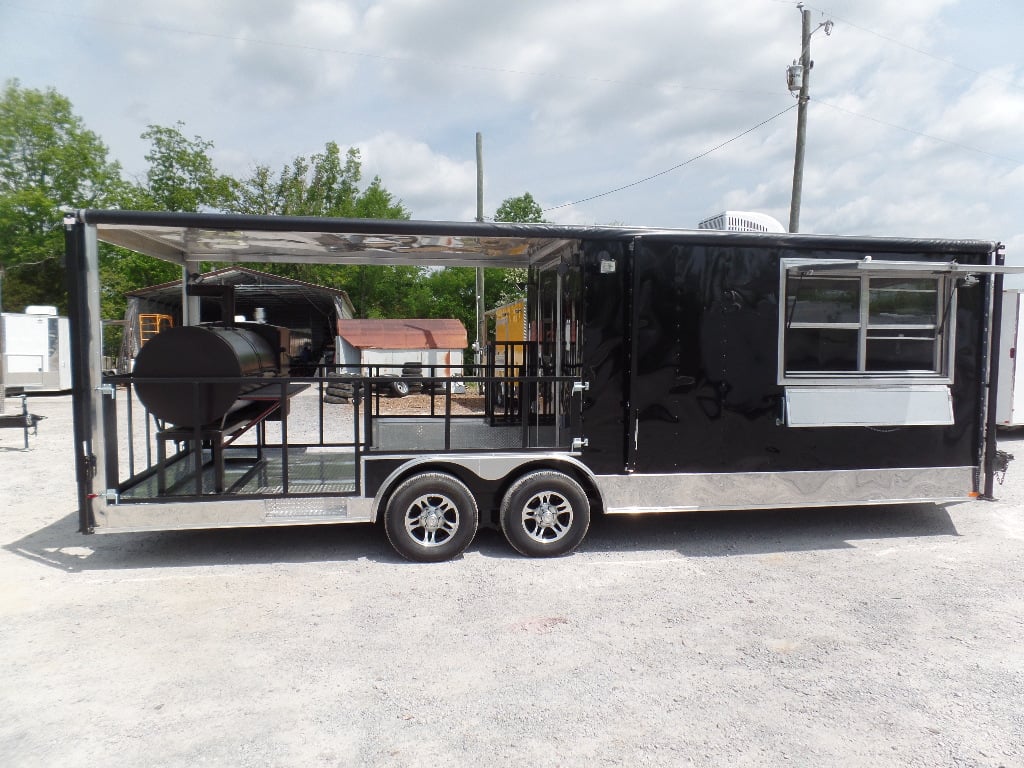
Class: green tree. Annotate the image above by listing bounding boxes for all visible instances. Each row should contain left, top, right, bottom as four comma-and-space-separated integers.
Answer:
494, 191, 548, 223
233, 143, 408, 220
231, 143, 412, 316
99, 121, 236, 343
491, 191, 549, 306
136, 122, 235, 212
0, 79, 128, 311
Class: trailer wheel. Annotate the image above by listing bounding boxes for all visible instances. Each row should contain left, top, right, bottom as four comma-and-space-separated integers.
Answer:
384, 473, 479, 562
390, 379, 411, 397
500, 471, 590, 557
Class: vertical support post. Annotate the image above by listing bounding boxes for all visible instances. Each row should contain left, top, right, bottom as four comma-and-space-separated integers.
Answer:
475, 132, 486, 382
554, 265, 564, 446
788, 5, 812, 233
64, 215, 96, 531
183, 259, 202, 325
983, 253, 1006, 499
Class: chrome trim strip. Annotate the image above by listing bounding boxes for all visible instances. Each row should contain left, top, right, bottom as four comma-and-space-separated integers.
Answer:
93, 496, 373, 533
594, 466, 974, 514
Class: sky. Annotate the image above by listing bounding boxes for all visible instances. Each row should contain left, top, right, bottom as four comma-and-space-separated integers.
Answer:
2, 0, 1023, 264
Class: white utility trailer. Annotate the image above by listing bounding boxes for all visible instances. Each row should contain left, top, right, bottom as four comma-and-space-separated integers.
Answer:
1, 306, 72, 393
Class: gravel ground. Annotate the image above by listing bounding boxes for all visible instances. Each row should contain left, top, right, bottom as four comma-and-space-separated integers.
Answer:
1, 393, 1022, 767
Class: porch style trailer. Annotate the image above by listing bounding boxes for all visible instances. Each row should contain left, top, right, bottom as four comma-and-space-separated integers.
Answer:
64, 210, 1013, 561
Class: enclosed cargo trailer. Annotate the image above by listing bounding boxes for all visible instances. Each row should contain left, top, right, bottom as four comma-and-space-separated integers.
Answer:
64, 210, 1016, 561
1, 307, 71, 393
995, 288, 1024, 427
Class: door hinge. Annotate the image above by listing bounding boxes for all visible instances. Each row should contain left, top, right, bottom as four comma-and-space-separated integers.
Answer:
96, 383, 117, 398
572, 381, 590, 396
571, 437, 589, 451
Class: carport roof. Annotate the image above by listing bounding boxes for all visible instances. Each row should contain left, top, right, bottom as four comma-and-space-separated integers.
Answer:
127, 266, 355, 316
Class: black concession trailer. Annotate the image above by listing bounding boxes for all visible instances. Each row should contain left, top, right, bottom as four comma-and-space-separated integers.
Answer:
64, 210, 1015, 561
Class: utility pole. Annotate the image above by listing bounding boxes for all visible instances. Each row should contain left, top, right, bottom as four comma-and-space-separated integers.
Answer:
475, 132, 486, 375
788, 4, 812, 233
787, 5, 832, 233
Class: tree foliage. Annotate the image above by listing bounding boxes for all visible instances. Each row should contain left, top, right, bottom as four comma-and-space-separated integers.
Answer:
233, 143, 408, 220
231, 143, 412, 317
494, 191, 548, 224
99, 120, 235, 326
137, 122, 235, 212
0, 79, 127, 311
491, 191, 549, 305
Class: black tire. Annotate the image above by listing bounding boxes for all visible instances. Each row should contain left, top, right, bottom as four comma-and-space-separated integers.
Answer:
384, 472, 479, 562
500, 471, 590, 557
326, 384, 354, 396
322, 393, 349, 405
390, 379, 411, 397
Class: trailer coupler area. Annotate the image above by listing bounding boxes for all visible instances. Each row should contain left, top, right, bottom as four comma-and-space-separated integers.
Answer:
0, 395, 45, 450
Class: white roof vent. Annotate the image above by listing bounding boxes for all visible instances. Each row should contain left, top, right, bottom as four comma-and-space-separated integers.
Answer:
698, 211, 786, 233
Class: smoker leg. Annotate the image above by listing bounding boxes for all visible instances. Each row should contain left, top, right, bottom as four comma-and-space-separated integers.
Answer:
214, 440, 225, 493
156, 438, 167, 494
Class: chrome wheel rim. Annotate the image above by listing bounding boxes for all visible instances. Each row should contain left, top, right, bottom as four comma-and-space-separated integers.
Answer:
405, 493, 459, 547
521, 490, 573, 543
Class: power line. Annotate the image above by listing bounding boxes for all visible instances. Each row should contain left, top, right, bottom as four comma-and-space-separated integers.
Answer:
815, 99, 1022, 166
803, 3, 1024, 91
542, 104, 797, 213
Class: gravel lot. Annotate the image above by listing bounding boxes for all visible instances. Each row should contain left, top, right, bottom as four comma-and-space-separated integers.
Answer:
1, 393, 1022, 767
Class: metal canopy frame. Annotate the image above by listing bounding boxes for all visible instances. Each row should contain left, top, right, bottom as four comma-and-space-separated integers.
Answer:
90, 216, 585, 270
791, 259, 1023, 276
80, 209, 1003, 271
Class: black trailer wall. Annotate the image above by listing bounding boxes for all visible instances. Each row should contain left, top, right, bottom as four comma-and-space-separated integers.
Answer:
582, 238, 988, 476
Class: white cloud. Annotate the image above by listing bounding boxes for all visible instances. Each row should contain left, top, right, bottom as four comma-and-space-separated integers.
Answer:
358, 132, 477, 220
1, 0, 1020, 244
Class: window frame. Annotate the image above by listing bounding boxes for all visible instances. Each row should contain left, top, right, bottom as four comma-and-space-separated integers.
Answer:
777, 258, 957, 386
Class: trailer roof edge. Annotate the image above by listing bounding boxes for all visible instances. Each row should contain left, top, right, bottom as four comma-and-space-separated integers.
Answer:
74, 209, 1001, 256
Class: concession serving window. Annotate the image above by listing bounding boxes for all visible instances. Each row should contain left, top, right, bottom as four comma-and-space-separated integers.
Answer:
778, 258, 1013, 428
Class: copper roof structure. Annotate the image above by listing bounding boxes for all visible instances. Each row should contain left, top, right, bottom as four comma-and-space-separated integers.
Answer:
337, 319, 467, 350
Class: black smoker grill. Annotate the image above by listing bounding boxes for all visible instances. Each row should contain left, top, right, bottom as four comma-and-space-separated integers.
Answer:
132, 322, 303, 493
133, 323, 287, 427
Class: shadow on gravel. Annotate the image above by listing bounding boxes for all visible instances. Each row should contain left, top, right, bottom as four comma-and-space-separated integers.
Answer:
578, 502, 960, 558
7, 502, 959, 572
6, 512, 399, 572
